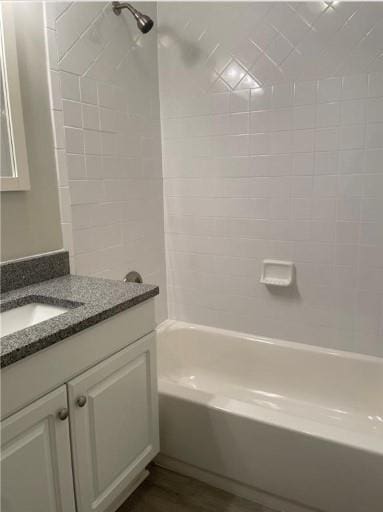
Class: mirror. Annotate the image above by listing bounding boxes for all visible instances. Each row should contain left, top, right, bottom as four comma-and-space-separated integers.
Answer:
0, 3, 30, 191
0, 1, 62, 262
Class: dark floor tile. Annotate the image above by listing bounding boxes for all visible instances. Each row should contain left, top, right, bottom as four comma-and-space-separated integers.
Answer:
117, 465, 275, 512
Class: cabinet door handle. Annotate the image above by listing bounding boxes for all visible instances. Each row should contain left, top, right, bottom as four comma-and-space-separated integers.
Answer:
57, 408, 69, 421
76, 396, 87, 408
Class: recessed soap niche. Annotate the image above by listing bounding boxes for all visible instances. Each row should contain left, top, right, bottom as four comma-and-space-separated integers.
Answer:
260, 260, 295, 287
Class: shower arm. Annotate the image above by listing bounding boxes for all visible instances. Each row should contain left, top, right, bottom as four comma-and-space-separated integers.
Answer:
112, 2, 139, 18
111, 1, 154, 33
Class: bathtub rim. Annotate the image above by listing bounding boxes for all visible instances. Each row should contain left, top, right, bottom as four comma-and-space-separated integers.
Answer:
156, 319, 383, 365
156, 320, 383, 457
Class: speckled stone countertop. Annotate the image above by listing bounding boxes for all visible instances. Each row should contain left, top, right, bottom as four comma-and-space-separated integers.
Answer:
0, 275, 159, 368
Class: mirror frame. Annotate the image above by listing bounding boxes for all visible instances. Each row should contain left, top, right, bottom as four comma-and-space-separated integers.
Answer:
0, 3, 30, 191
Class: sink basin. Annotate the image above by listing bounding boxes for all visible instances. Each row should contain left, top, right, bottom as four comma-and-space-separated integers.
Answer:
0, 303, 70, 337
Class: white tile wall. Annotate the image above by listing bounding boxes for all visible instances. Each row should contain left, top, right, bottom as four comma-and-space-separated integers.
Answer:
158, 2, 383, 356
43, 1, 383, 355
44, 1, 167, 322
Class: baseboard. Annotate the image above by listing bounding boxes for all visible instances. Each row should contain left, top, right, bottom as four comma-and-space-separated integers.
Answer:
155, 454, 320, 512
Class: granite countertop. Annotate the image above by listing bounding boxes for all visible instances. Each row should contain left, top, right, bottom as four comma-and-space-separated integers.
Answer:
0, 275, 159, 368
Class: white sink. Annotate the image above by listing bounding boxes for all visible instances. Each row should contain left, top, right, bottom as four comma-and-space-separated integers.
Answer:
0, 303, 70, 337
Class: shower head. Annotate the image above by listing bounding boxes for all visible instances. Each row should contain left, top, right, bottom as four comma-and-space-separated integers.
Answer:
135, 13, 154, 34
112, 2, 154, 34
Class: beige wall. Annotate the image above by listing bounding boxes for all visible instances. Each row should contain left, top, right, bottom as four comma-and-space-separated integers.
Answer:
1, 2, 62, 261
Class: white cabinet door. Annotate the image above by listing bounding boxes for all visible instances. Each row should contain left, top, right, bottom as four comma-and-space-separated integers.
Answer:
0, 386, 76, 512
68, 332, 159, 512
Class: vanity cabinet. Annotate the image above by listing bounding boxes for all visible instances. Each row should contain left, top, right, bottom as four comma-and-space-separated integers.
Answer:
68, 333, 159, 512
0, 386, 76, 512
1, 330, 159, 512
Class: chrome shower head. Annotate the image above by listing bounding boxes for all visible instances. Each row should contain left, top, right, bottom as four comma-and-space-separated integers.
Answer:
112, 2, 154, 34
135, 13, 154, 34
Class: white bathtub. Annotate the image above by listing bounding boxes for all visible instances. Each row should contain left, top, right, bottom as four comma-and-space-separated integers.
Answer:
156, 321, 383, 512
